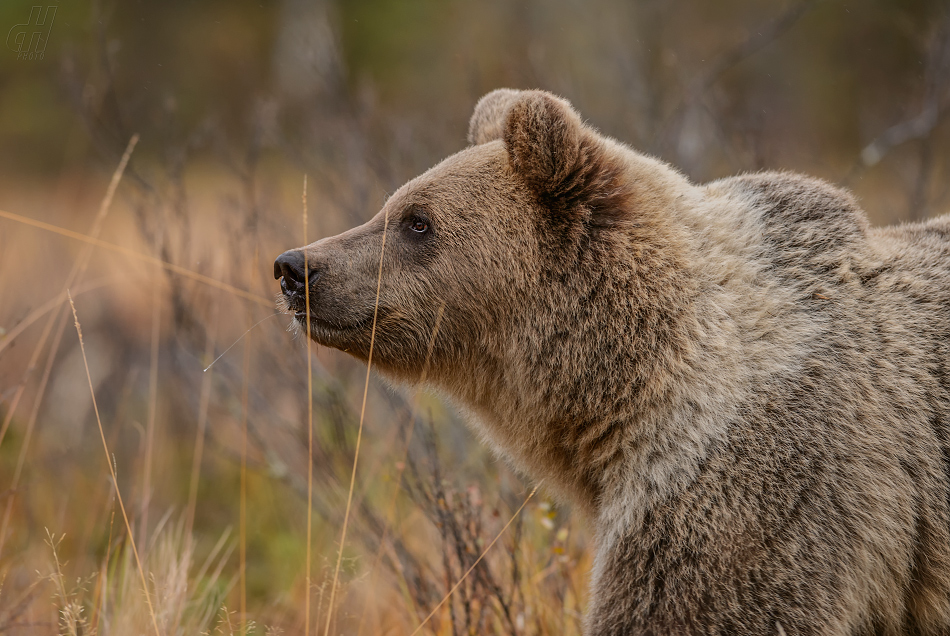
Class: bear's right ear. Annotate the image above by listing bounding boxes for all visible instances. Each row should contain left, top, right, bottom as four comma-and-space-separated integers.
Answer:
502, 91, 586, 200
467, 89, 524, 146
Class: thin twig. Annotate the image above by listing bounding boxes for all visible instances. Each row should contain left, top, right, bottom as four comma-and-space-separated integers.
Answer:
695, 0, 817, 94
662, 1, 817, 150
408, 484, 540, 636
860, 13, 950, 167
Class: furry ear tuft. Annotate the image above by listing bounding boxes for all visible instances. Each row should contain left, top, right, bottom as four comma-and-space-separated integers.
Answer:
468, 88, 524, 145
502, 91, 586, 198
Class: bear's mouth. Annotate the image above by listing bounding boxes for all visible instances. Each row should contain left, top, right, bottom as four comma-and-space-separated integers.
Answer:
291, 307, 374, 338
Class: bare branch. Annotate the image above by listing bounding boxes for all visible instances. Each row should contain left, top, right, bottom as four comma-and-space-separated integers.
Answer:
695, 0, 819, 94
861, 104, 943, 167
861, 12, 950, 166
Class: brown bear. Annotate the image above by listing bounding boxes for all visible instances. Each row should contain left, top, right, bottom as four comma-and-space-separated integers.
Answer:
274, 89, 950, 635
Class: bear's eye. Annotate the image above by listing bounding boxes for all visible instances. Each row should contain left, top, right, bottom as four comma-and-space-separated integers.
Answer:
409, 219, 429, 233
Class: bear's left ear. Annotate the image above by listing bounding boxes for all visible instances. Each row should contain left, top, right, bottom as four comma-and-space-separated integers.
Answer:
502, 91, 589, 202
468, 88, 524, 145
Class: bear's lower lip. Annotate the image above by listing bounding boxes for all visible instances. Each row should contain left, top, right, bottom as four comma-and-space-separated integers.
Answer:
292, 310, 371, 334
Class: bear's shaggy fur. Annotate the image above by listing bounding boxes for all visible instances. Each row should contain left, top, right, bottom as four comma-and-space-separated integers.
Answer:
274, 89, 950, 635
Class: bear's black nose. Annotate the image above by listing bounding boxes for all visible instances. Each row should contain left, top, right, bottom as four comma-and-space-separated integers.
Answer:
274, 250, 305, 288
274, 250, 323, 301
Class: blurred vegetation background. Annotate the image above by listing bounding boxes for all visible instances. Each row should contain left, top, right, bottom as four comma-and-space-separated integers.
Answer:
0, 0, 948, 634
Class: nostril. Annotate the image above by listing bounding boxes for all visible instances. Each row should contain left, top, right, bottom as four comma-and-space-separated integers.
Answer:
282, 262, 302, 284
274, 250, 306, 286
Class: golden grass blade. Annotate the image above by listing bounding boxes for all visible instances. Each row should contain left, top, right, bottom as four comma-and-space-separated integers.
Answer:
0, 208, 272, 308
68, 291, 162, 636
302, 175, 314, 636
195, 526, 233, 587
408, 484, 540, 636
93, 135, 140, 237
322, 208, 389, 636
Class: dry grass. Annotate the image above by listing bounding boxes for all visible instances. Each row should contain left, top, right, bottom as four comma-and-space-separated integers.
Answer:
0, 155, 591, 635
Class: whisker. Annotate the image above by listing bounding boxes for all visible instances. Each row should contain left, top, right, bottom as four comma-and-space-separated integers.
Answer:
203, 313, 279, 372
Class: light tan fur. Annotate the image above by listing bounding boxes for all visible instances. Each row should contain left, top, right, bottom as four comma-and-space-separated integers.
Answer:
275, 89, 950, 635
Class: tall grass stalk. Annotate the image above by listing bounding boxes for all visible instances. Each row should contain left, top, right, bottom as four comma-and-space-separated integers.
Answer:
67, 291, 161, 636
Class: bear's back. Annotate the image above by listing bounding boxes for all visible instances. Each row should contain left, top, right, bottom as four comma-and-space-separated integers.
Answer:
870, 215, 950, 308
867, 215, 950, 371
711, 172, 950, 327
717, 171, 871, 277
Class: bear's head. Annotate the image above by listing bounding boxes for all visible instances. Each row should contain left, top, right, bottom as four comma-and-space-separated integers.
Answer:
275, 90, 694, 507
